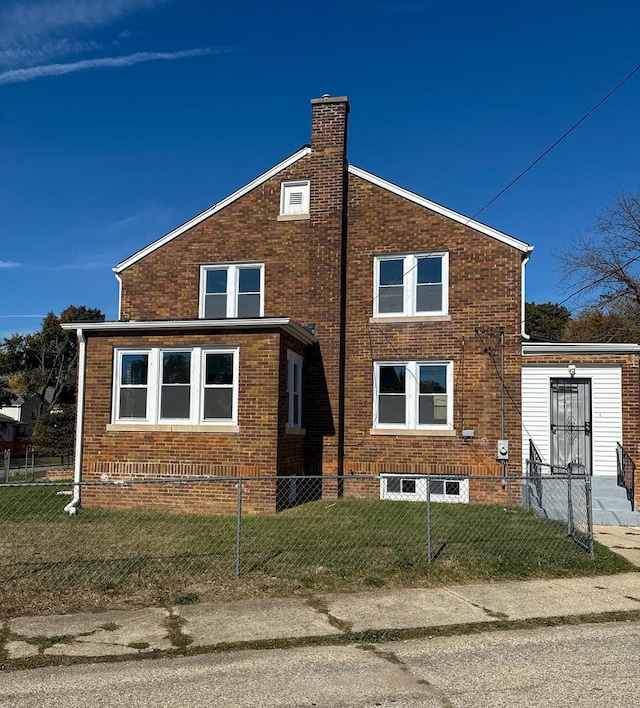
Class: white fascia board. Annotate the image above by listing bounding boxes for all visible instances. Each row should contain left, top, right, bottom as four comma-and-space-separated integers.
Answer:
61, 317, 317, 346
114, 147, 312, 273
522, 342, 640, 355
348, 165, 533, 254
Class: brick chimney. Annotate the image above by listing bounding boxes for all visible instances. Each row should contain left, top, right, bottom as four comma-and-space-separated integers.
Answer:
306, 96, 350, 482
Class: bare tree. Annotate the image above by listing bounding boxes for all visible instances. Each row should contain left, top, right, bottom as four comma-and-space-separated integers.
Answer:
558, 192, 640, 313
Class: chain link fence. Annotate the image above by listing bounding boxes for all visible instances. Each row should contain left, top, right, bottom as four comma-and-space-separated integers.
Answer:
0, 473, 599, 616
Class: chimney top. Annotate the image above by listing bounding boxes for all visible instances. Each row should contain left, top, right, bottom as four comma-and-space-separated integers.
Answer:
310, 95, 350, 111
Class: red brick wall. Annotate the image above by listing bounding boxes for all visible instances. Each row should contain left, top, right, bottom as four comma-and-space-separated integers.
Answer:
343, 173, 524, 492
81, 330, 282, 513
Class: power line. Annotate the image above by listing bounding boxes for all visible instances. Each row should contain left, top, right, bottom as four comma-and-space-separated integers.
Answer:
366, 60, 640, 314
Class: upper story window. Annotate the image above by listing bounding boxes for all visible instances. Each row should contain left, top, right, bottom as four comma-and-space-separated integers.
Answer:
113, 347, 239, 425
280, 180, 310, 216
373, 360, 453, 430
374, 252, 448, 317
199, 263, 264, 319
286, 350, 303, 428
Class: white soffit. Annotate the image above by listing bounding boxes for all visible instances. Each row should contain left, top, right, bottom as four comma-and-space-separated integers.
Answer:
114, 147, 312, 273
348, 165, 533, 254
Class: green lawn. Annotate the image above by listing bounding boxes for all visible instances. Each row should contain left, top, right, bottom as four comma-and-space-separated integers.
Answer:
0, 485, 634, 617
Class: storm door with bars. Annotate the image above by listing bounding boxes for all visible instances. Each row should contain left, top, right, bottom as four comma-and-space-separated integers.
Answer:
550, 378, 592, 475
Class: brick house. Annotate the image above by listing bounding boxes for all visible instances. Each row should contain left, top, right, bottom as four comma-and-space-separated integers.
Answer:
63, 95, 639, 516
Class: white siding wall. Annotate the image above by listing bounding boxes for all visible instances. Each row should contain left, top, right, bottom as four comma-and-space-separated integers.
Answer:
522, 364, 622, 477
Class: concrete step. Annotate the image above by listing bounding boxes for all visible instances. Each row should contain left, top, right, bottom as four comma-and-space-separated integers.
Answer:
592, 508, 640, 527
592, 498, 635, 512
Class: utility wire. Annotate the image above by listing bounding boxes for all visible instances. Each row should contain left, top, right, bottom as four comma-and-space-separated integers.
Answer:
366, 60, 640, 314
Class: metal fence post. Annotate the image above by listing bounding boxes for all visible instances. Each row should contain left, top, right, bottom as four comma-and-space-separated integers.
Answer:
567, 469, 574, 540
426, 480, 432, 563
235, 478, 243, 577
585, 474, 594, 557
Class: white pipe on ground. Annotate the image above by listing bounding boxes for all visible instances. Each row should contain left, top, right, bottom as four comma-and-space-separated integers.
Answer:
64, 327, 86, 515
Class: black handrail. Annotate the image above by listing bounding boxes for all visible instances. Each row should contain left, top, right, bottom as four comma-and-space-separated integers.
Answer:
529, 438, 543, 503
616, 442, 636, 510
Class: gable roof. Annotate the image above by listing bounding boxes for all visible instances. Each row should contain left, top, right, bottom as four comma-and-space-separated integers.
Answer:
114, 148, 532, 273
348, 165, 532, 253
114, 146, 312, 274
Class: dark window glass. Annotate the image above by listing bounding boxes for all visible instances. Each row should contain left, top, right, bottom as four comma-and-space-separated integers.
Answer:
206, 269, 227, 294
119, 389, 146, 418
238, 268, 260, 293
203, 388, 233, 419
386, 477, 401, 494
416, 284, 442, 312
429, 479, 444, 495
206, 353, 233, 385
162, 352, 191, 384
161, 387, 190, 419
237, 293, 260, 318
379, 395, 405, 424
379, 259, 404, 286
380, 366, 406, 394
205, 294, 227, 318
401, 479, 416, 494
378, 285, 404, 313
445, 481, 460, 496
419, 366, 447, 393
417, 257, 442, 284
121, 354, 148, 386
419, 395, 448, 425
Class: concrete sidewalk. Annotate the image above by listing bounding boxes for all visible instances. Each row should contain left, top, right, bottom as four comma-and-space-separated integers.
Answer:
4, 570, 640, 662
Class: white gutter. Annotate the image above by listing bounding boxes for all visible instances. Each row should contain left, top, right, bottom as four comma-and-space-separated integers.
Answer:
64, 327, 86, 515
523, 342, 640, 355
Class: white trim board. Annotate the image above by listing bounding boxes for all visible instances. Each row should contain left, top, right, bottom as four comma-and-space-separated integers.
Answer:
114, 147, 312, 273
60, 317, 317, 346
523, 342, 640, 355
348, 165, 533, 254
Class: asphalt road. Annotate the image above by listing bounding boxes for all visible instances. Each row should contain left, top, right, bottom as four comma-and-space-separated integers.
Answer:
2, 621, 639, 707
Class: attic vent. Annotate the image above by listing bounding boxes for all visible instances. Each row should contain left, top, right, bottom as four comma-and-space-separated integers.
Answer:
280, 180, 310, 216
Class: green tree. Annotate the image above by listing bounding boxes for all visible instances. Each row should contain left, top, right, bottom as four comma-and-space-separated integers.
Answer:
0, 305, 105, 419
32, 403, 76, 455
525, 302, 572, 340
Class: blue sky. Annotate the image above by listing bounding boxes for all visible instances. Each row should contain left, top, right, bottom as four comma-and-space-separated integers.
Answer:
1, 0, 639, 338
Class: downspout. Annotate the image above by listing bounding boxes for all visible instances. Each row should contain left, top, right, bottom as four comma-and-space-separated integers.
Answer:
521, 250, 532, 339
114, 270, 123, 320
64, 327, 86, 515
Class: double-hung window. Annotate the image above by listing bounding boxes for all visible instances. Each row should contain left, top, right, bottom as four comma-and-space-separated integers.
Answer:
286, 351, 303, 428
113, 347, 239, 425
373, 360, 453, 430
374, 252, 448, 317
200, 263, 264, 319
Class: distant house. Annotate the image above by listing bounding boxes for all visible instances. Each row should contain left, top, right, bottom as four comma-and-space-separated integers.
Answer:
62, 95, 640, 519
0, 389, 53, 437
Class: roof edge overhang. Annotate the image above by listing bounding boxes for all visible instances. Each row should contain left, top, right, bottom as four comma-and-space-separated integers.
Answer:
61, 317, 317, 346
348, 165, 533, 254
114, 146, 313, 274
522, 342, 640, 355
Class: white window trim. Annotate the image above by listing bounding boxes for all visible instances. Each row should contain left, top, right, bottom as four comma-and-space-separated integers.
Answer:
112, 347, 239, 426
373, 252, 449, 318
199, 263, 265, 319
286, 350, 303, 428
380, 475, 469, 503
373, 360, 453, 431
280, 179, 310, 216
